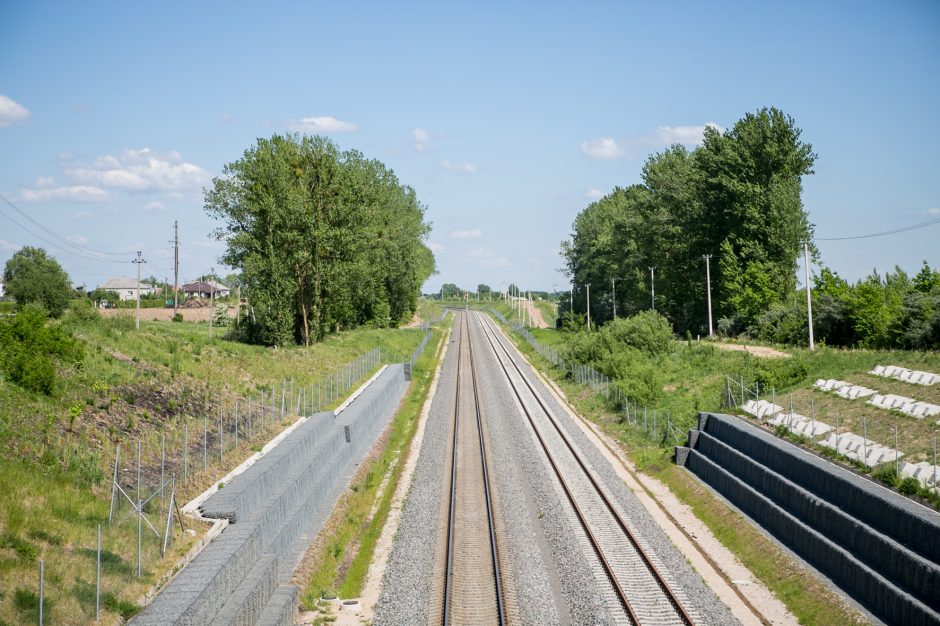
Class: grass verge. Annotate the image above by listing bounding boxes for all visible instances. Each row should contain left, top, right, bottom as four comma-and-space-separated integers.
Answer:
299, 326, 446, 607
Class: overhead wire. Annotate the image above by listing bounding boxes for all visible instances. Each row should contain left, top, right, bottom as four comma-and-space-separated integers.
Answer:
817, 215, 940, 241
0, 192, 131, 257
0, 204, 129, 265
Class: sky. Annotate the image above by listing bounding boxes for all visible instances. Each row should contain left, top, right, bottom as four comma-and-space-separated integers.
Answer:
1, 1, 938, 295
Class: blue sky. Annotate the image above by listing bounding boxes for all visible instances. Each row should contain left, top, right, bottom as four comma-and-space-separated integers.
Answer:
1, 1, 938, 294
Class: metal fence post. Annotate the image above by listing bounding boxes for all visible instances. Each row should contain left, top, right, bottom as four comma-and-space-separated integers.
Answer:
108, 444, 120, 524
39, 559, 44, 626
96, 523, 101, 621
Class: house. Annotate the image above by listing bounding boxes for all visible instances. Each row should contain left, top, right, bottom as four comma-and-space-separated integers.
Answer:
0, 280, 4, 298
206, 279, 231, 298
99, 276, 157, 301
181, 280, 226, 299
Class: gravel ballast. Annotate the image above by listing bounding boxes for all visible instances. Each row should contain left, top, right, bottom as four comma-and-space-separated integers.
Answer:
376, 312, 739, 625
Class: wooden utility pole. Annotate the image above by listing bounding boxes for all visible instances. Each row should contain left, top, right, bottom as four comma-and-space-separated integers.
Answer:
133, 251, 146, 330
172, 221, 179, 314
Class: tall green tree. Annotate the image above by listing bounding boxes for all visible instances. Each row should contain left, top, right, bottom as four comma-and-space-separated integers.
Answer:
205, 134, 434, 346
3, 247, 73, 317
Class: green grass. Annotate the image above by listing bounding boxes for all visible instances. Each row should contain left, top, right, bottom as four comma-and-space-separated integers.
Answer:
0, 311, 431, 624
300, 327, 446, 605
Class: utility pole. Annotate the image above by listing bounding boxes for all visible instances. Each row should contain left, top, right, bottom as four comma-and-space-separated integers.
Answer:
649, 266, 656, 311
172, 221, 179, 315
209, 267, 215, 340
133, 251, 146, 330
703, 254, 714, 337
611, 277, 618, 319
804, 240, 815, 350
585, 283, 591, 331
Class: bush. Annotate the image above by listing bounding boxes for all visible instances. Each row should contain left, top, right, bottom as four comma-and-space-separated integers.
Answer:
898, 477, 920, 496
172, 312, 184, 323
0, 305, 84, 395
604, 311, 673, 358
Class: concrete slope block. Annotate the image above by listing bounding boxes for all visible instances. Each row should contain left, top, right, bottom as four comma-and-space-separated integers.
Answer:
685, 449, 940, 626
133, 365, 410, 626
681, 412, 940, 626
695, 430, 940, 609
870, 364, 940, 386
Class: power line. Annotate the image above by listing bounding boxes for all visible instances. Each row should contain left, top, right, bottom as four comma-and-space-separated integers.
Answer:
0, 204, 128, 265
0, 192, 130, 257
817, 216, 940, 241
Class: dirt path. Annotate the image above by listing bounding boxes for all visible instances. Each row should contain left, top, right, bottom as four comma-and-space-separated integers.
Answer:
713, 342, 791, 359
98, 307, 236, 322
523, 299, 550, 329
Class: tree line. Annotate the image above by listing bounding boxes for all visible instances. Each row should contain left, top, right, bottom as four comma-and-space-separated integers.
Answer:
562, 107, 817, 337
205, 134, 435, 346
561, 106, 939, 349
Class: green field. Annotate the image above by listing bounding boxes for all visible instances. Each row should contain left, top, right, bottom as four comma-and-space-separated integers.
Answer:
0, 309, 433, 625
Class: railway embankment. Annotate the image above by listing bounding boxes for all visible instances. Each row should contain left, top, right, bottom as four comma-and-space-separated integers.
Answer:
677, 412, 940, 625
132, 364, 409, 626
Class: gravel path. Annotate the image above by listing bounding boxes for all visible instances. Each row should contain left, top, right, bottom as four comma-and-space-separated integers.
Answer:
376, 312, 739, 625
479, 313, 739, 625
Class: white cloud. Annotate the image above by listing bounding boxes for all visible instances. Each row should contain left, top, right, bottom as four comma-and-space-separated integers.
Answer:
0, 95, 30, 127
19, 185, 109, 203
656, 122, 722, 146
427, 242, 444, 252
33, 176, 56, 188
288, 115, 358, 134
144, 201, 165, 212
74, 210, 95, 220
449, 228, 482, 239
926, 207, 940, 216
579, 138, 624, 160
66, 148, 209, 191
413, 128, 431, 152
66, 234, 89, 245
585, 188, 605, 200
0, 239, 18, 252
440, 160, 476, 174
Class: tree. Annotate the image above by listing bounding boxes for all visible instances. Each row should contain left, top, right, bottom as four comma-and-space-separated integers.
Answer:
2, 247, 72, 317
205, 134, 434, 345
561, 107, 816, 335
478, 284, 492, 298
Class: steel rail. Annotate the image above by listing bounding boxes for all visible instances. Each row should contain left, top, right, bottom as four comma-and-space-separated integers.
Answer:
467, 312, 507, 626
442, 312, 507, 626
476, 311, 695, 625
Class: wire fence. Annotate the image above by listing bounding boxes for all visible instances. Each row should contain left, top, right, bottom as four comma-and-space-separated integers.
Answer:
28, 344, 406, 624
504, 317, 686, 448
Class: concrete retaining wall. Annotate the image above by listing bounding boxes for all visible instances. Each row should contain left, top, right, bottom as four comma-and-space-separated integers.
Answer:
134, 364, 409, 626
698, 412, 940, 563
695, 430, 940, 609
678, 412, 940, 626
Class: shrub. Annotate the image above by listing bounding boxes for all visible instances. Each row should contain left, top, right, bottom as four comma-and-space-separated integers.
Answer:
0, 305, 84, 395
898, 477, 920, 496
172, 312, 184, 323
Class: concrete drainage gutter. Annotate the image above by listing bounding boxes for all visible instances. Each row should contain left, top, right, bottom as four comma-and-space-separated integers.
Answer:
132, 364, 409, 626
677, 412, 940, 625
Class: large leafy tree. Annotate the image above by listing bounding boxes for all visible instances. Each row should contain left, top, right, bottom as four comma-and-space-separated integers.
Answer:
562, 107, 816, 335
205, 134, 434, 346
3, 246, 73, 317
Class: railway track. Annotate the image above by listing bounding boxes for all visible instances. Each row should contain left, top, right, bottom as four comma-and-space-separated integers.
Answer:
436, 311, 507, 625
474, 311, 698, 626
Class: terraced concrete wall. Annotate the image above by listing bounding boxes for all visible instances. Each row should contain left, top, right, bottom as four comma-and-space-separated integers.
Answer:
133, 364, 409, 626
678, 412, 940, 626
698, 412, 940, 563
